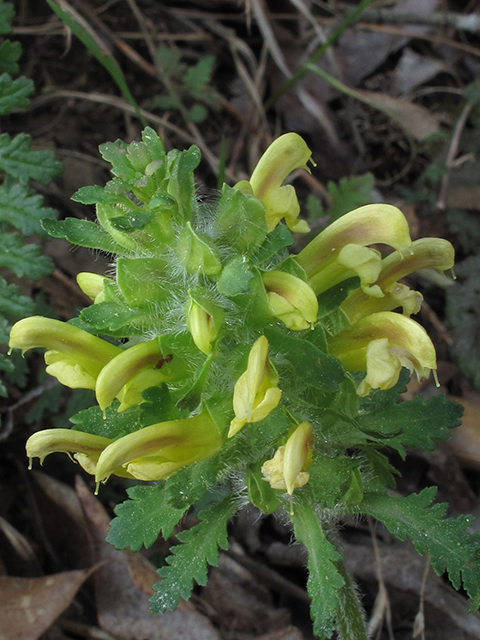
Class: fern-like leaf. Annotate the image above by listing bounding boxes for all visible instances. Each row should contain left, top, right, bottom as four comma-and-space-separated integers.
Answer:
361, 488, 480, 609
150, 495, 236, 613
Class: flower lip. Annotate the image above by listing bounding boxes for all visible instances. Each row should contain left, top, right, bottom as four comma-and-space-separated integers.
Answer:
228, 336, 282, 437
296, 204, 412, 279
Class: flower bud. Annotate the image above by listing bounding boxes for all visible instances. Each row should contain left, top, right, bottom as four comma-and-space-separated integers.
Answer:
262, 271, 318, 330
186, 293, 223, 355
77, 272, 110, 303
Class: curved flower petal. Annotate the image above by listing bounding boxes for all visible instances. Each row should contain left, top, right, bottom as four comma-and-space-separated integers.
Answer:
262, 271, 318, 330
95, 411, 223, 483
296, 204, 412, 283
328, 311, 437, 394
228, 336, 282, 437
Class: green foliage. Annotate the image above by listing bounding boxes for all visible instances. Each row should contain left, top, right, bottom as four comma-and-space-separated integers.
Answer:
360, 488, 480, 610
107, 484, 186, 552
306, 173, 374, 222
290, 495, 345, 639
152, 47, 220, 124
150, 495, 236, 613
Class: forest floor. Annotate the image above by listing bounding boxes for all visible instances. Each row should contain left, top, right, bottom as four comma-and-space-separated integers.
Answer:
4, 1, 480, 639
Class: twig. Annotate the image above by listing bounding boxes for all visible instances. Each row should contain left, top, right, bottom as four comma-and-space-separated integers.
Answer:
367, 516, 395, 640
437, 102, 472, 210
360, 8, 480, 34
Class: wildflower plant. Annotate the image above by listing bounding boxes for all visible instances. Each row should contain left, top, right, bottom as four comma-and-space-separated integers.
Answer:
9, 128, 480, 639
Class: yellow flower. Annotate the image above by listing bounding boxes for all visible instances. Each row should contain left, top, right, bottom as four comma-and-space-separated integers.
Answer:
95, 338, 183, 412
228, 336, 282, 438
328, 311, 437, 396
9, 317, 121, 390
296, 204, 413, 295
234, 133, 312, 233
94, 410, 223, 483
261, 422, 314, 495
262, 271, 318, 331
25, 428, 133, 478
341, 237, 455, 323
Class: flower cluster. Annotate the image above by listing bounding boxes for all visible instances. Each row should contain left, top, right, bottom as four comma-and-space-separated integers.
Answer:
9, 130, 454, 498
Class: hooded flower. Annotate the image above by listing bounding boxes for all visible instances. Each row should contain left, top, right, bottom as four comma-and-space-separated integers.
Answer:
261, 422, 314, 495
234, 133, 312, 233
228, 336, 282, 438
262, 270, 318, 331
295, 204, 413, 295
328, 311, 437, 396
341, 237, 455, 323
94, 410, 223, 483
95, 338, 187, 412
9, 317, 121, 390
25, 429, 133, 478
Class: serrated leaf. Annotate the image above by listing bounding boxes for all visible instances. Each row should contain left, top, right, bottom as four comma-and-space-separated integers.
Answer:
42, 218, 123, 253
264, 326, 344, 393
150, 495, 236, 613
0, 276, 35, 319
0, 39, 21, 75
0, 183, 57, 235
357, 371, 463, 457
251, 224, 294, 265
0, 2, 14, 34
107, 484, 186, 552
360, 488, 480, 607
0, 316, 10, 344
308, 455, 361, 509
0, 352, 14, 396
183, 56, 214, 98
290, 494, 345, 639
70, 401, 141, 439
0, 233, 53, 278
325, 173, 374, 221
0, 73, 33, 114
0, 133, 62, 184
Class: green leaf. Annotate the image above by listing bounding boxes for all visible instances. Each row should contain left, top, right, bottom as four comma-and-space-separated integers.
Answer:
0, 352, 14, 396
250, 224, 294, 265
215, 184, 268, 254
107, 484, 186, 552
0, 183, 57, 235
0, 133, 62, 184
290, 494, 345, 639
325, 174, 375, 221
183, 56, 214, 98
0, 40, 21, 75
308, 455, 361, 509
80, 301, 149, 337
357, 371, 463, 457
446, 256, 480, 387
42, 218, 123, 253
264, 326, 344, 393
150, 495, 236, 613
188, 103, 208, 123
140, 384, 188, 426
0, 276, 35, 319
0, 316, 10, 345
70, 402, 141, 439
0, 233, 53, 278
217, 256, 254, 296
0, 73, 33, 114
360, 488, 480, 608
0, 2, 14, 34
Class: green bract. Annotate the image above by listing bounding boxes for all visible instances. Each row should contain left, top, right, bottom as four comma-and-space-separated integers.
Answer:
9, 129, 480, 640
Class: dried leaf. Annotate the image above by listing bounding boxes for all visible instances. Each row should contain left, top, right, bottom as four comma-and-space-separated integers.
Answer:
0, 568, 94, 640
75, 476, 222, 640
